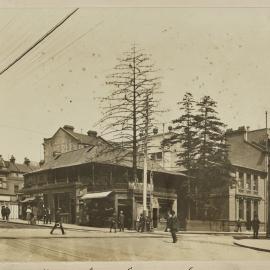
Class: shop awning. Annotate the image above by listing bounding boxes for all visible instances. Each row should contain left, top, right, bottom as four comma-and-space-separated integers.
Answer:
20, 197, 36, 203
81, 191, 112, 200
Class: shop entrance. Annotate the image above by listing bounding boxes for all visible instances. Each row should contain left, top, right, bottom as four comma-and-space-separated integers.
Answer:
118, 199, 133, 230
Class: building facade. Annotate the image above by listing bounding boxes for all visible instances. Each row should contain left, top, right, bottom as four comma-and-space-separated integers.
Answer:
0, 155, 38, 219
22, 144, 186, 230
226, 127, 268, 231
43, 125, 107, 162
145, 125, 268, 231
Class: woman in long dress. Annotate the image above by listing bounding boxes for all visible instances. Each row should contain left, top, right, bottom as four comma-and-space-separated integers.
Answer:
26, 206, 32, 224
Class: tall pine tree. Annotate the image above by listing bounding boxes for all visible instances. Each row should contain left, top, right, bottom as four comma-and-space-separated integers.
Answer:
194, 95, 232, 219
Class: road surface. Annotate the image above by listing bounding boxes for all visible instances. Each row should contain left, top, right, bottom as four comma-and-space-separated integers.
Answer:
0, 222, 269, 261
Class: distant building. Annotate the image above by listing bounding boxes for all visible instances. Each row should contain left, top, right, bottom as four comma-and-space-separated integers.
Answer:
145, 125, 269, 231
43, 125, 108, 162
140, 126, 183, 172
225, 127, 268, 231
0, 155, 38, 218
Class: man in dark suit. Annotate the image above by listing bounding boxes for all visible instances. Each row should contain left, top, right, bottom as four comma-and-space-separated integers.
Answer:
168, 210, 178, 243
50, 208, 65, 235
251, 215, 260, 239
119, 211, 125, 232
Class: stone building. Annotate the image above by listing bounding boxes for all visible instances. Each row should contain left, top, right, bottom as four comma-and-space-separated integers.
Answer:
0, 155, 38, 218
226, 127, 268, 231
145, 125, 269, 231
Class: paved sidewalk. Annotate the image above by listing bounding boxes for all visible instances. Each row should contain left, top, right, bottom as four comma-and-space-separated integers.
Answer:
234, 238, 270, 252
3, 218, 259, 236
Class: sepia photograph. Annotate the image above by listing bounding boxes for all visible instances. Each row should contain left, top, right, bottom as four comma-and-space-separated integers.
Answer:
0, 0, 270, 268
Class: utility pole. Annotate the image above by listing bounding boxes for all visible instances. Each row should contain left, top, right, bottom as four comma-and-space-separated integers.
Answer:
143, 91, 149, 231
266, 111, 270, 237
162, 123, 165, 168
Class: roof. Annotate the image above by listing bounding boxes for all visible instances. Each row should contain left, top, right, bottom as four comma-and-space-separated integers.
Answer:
3, 160, 39, 174
226, 129, 267, 172
45, 127, 109, 146
25, 144, 187, 178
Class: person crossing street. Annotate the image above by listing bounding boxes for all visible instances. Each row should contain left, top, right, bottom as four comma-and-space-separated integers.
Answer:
168, 210, 178, 243
50, 208, 65, 235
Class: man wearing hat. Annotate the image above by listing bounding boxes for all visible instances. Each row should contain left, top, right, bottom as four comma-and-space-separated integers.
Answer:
50, 208, 65, 235
119, 210, 125, 232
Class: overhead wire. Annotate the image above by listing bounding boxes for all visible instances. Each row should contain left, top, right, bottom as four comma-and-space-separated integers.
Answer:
0, 8, 79, 76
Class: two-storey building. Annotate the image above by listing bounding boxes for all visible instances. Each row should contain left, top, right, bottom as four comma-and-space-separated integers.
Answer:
43, 125, 108, 162
226, 127, 268, 231
22, 143, 186, 230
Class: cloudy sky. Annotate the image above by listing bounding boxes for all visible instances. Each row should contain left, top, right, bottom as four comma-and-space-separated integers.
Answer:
1, 4, 270, 162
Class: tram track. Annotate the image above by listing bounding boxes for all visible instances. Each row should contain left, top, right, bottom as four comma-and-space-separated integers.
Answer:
9, 238, 90, 261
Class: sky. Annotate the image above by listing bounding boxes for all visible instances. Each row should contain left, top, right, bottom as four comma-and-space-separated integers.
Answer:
1, 6, 270, 163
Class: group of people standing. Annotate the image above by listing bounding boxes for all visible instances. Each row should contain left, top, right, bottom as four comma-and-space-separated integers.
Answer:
25, 205, 51, 225
1, 205, 11, 222
235, 215, 261, 239
110, 210, 125, 232
136, 213, 152, 232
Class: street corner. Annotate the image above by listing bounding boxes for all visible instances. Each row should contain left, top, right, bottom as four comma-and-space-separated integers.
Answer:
234, 238, 270, 253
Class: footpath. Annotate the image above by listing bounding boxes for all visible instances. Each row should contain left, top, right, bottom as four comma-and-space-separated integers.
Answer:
2, 219, 269, 252
1, 218, 259, 236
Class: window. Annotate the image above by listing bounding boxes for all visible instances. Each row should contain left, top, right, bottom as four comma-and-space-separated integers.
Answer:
238, 172, 244, 189
14, 185, 19, 194
253, 175, 259, 193
246, 173, 251, 191
254, 201, 259, 217
239, 199, 244, 219
156, 152, 163, 160
0, 177, 7, 189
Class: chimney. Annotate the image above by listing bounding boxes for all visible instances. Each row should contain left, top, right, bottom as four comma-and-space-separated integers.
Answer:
24, 157, 30, 166
63, 125, 74, 132
10, 155, 15, 164
244, 126, 250, 141
153, 128, 158, 135
39, 160, 45, 167
87, 130, 97, 137
53, 151, 61, 157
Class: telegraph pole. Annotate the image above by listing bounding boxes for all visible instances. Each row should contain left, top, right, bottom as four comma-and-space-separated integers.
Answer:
143, 90, 149, 231
266, 111, 270, 237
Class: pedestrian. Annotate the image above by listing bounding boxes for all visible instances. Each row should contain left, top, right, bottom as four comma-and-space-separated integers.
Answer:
43, 207, 47, 224
164, 212, 171, 232
136, 215, 140, 232
119, 210, 125, 232
251, 215, 260, 239
110, 212, 117, 233
138, 213, 145, 232
168, 210, 178, 243
1, 205, 6, 221
26, 206, 32, 224
235, 218, 242, 232
50, 208, 65, 235
5, 206, 11, 222
32, 205, 38, 225
46, 207, 52, 224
